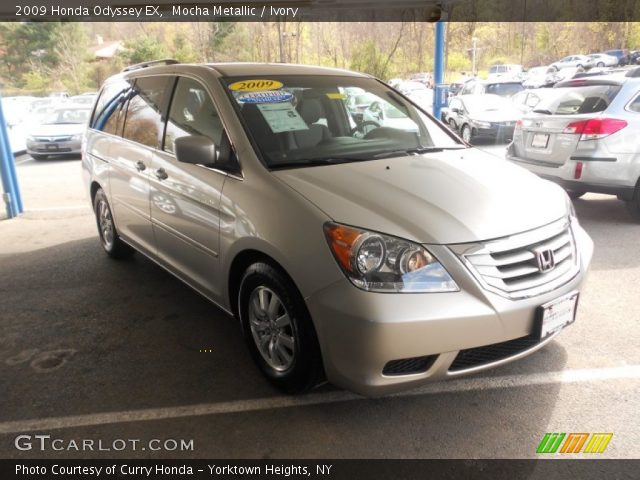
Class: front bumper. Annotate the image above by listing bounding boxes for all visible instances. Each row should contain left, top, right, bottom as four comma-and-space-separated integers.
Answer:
306, 222, 593, 397
474, 125, 515, 140
27, 139, 82, 156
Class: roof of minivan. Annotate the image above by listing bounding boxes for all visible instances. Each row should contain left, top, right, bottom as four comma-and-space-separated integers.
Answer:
207, 62, 368, 77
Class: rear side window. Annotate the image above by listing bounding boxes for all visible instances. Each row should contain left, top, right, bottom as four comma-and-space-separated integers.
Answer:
122, 76, 171, 148
627, 93, 640, 112
163, 77, 224, 153
91, 79, 129, 134
540, 85, 621, 115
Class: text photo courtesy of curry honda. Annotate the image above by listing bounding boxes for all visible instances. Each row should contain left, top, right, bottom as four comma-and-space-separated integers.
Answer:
0, 2, 638, 478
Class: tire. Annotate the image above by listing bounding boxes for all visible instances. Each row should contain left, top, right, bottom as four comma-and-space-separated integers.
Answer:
597, 62, 605, 67
448, 119, 457, 132
566, 190, 586, 199
238, 262, 324, 393
93, 189, 135, 259
461, 124, 473, 143
31, 154, 48, 160
624, 183, 640, 221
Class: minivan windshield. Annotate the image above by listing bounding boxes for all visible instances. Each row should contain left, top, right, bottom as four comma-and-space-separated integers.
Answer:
222, 75, 461, 169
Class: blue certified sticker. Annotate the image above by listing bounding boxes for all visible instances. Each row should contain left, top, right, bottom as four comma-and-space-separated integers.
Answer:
238, 90, 293, 104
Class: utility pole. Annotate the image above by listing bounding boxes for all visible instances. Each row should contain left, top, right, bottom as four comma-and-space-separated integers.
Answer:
471, 37, 478, 76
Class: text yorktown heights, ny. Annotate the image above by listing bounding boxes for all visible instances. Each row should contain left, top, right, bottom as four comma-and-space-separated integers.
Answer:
16, 4, 300, 19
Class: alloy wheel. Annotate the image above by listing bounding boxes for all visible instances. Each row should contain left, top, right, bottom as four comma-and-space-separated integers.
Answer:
248, 286, 296, 372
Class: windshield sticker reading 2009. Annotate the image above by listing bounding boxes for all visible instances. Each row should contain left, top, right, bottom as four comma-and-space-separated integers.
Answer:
228, 80, 284, 92
238, 91, 294, 104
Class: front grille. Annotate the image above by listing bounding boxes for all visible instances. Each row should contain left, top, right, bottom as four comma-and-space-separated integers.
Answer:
33, 136, 73, 142
383, 355, 438, 376
449, 335, 541, 372
35, 147, 72, 152
458, 218, 579, 299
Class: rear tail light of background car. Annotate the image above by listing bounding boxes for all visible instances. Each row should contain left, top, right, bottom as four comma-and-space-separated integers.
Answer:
562, 118, 627, 140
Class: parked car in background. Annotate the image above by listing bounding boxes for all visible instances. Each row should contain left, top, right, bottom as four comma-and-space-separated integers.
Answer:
523, 66, 554, 88
460, 78, 524, 97
584, 53, 618, 68
487, 64, 523, 81
362, 99, 418, 132
405, 89, 434, 114
387, 78, 403, 88
507, 73, 640, 219
84, 60, 593, 396
346, 91, 376, 122
70, 94, 98, 106
629, 50, 640, 65
446, 94, 522, 143
603, 49, 630, 66
549, 55, 591, 71
26, 104, 91, 160
409, 72, 433, 88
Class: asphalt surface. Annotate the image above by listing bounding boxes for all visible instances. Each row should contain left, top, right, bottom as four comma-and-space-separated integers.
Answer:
0, 151, 638, 459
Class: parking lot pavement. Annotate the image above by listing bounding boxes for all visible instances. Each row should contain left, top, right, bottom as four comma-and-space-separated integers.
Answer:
0, 155, 638, 458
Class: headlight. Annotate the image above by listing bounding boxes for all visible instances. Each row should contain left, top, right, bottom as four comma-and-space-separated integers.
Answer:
71, 134, 83, 141
26, 135, 36, 142
324, 222, 459, 293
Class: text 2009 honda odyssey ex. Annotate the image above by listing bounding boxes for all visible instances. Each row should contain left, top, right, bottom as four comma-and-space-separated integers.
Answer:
82, 60, 593, 396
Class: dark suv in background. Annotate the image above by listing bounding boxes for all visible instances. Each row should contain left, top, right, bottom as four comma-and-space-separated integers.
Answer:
604, 49, 630, 66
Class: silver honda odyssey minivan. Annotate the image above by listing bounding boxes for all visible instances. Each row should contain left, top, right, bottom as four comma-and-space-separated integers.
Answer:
82, 60, 593, 396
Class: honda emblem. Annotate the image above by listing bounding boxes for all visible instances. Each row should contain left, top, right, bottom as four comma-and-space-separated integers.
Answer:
534, 248, 556, 272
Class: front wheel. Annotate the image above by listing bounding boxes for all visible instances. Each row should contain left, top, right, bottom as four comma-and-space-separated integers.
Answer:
93, 189, 135, 259
31, 154, 48, 160
448, 119, 457, 132
238, 262, 324, 393
461, 124, 473, 143
597, 62, 605, 67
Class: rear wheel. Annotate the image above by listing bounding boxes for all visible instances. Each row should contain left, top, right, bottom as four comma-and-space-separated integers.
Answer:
625, 183, 640, 221
93, 189, 135, 259
566, 190, 586, 199
238, 262, 324, 393
461, 124, 473, 143
596, 62, 605, 67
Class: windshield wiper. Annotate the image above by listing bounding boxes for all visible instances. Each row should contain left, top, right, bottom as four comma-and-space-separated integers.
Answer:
270, 156, 370, 169
532, 109, 553, 115
373, 146, 465, 159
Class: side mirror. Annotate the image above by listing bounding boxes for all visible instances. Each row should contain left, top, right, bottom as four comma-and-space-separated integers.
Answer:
174, 135, 217, 166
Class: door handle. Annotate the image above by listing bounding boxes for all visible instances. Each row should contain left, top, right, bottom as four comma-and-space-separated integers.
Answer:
154, 168, 168, 180
135, 161, 146, 172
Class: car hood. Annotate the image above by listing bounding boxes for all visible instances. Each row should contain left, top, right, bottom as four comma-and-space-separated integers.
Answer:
273, 149, 567, 244
29, 123, 85, 136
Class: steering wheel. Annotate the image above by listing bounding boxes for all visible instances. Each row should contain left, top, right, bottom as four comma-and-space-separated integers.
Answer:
349, 120, 380, 137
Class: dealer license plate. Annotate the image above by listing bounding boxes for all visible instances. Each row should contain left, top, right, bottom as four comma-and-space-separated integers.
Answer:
531, 133, 549, 149
536, 292, 579, 340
